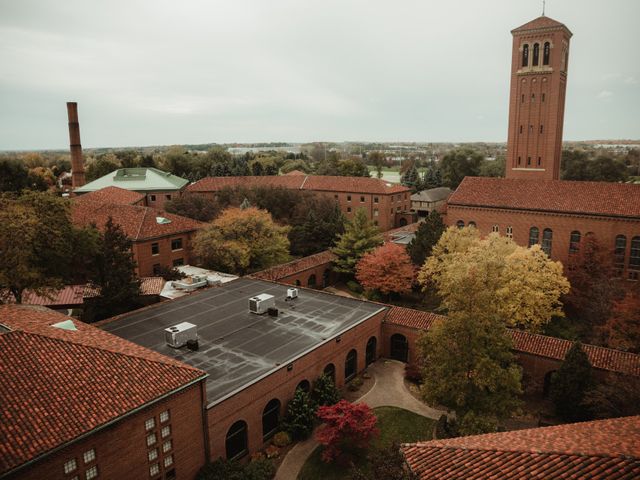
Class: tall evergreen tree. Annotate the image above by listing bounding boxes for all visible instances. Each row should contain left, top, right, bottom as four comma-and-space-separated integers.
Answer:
550, 342, 595, 421
401, 165, 421, 192
407, 211, 446, 266
289, 205, 345, 257
331, 209, 383, 276
84, 217, 141, 322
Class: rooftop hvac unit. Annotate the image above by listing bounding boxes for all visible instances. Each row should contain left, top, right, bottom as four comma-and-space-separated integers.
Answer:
164, 322, 197, 348
287, 288, 299, 299
249, 293, 275, 314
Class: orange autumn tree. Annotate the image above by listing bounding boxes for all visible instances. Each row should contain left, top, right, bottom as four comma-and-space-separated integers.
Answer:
603, 289, 640, 353
355, 243, 414, 297
315, 400, 379, 463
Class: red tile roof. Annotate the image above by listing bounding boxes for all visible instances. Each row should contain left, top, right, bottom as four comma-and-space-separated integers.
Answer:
402, 416, 640, 480
384, 307, 640, 376
448, 177, 640, 219
284, 170, 307, 176
139, 277, 165, 295
71, 199, 203, 241
75, 186, 146, 205
512, 15, 571, 34
0, 305, 205, 476
251, 250, 337, 281
187, 174, 410, 195
18, 285, 86, 307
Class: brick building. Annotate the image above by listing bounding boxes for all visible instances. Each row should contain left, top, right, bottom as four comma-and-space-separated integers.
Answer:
74, 168, 189, 209
186, 175, 413, 231
401, 415, 640, 479
447, 177, 640, 279
0, 305, 208, 480
71, 197, 203, 277
447, 14, 640, 279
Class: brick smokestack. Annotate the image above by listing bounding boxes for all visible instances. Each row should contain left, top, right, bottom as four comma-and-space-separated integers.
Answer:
67, 102, 86, 188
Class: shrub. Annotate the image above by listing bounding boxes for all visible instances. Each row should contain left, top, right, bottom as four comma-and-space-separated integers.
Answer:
404, 364, 423, 384
346, 280, 363, 294
434, 414, 459, 440
271, 431, 291, 447
154, 264, 186, 281
347, 376, 364, 392
196, 457, 275, 480
351, 442, 418, 480
312, 373, 341, 407
282, 389, 316, 440
550, 342, 595, 421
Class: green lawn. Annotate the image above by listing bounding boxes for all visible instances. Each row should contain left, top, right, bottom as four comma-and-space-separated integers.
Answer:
297, 407, 434, 480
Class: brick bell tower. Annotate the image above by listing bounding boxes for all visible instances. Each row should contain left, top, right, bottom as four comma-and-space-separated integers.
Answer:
505, 15, 572, 180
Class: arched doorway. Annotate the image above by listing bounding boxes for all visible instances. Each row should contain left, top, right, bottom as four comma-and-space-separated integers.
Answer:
296, 379, 310, 394
390, 334, 409, 363
366, 337, 377, 366
308, 274, 317, 288
323, 363, 336, 383
399, 217, 408, 227
225, 420, 248, 460
322, 269, 331, 288
345, 349, 358, 381
262, 399, 281, 441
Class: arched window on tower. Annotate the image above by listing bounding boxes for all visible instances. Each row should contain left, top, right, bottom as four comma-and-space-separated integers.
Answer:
456, 220, 465, 229
528, 227, 539, 247
522, 44, 529, 67
543, 42, 550, 65
614, 235, 627, 277
542, 228, 553, 255
533, 43, 540, 66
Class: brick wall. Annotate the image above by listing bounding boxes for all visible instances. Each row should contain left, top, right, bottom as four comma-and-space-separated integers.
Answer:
12, 382, 207, 480
145, 189, 184, 210
446, 205, 640, 280
133, 232, 196, 277
276, 264, 338, 289
205, 309, 386, 460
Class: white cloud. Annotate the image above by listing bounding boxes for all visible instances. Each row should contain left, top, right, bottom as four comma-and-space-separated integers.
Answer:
596, 90, 614, 99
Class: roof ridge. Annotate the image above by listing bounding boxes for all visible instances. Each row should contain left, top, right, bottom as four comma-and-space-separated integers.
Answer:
509, 329, 640, 357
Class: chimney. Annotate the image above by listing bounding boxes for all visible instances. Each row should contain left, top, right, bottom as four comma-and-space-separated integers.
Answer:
67, 102, 86, 188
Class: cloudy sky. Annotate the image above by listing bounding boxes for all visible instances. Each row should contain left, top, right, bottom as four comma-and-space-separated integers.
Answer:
1, 0, 638, 149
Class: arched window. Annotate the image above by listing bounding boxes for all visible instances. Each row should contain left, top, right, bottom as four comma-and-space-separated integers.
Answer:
543, 42, 550, 65
506, 226, 513, 239
542, 228, 553, 255
614, 235, 627, 276
467, 221, 476, 228
322, 269, 331, 288
492, 225, 499, 233
569, 231, 581, 254
295, 279, 301, 286
390, 334, 409, 363
323, 363, 336, 383
528, 227, 539, 247
345, 349, 358, 381
522, 44, 529, 67
456, 220, 465, 229
225, 421, 248, 460
629, 236, 640, 280
532, 43, 539, 66
262, 399, 281, 440
366, 337, 377, 366
543, 370, 556, 397
296, 380, 310, 394
307, 274, 316, 288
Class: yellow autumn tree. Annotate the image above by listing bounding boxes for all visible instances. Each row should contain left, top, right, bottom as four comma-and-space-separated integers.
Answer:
193, 206, 290, 275
419, 227, 570, 332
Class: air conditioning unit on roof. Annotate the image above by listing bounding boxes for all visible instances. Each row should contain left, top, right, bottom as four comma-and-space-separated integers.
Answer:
165, 322, 197, 348
249, 293, 275, 314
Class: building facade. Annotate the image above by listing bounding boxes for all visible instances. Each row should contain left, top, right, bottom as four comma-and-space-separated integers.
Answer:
506, 16, 572, 180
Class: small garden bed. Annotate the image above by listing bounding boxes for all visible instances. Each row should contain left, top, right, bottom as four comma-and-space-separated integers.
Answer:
298, 406, 435, 480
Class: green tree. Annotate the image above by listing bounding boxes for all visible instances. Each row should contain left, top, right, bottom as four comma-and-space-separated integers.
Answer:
479, 156, 506, 177
587, 155, 628, 182
311, 373, 341, 407
338, 157, 370, 177
0, 157, 48, 192
549, 342, 595, 421
331, 209, 383, 276
406, 211, 446, 266
401, 165, 421, 192
368, 151, 385, 179
418, 312, 522, 435
439, 148, 483, 188
165, 194, 220, 222
289, 204, 345, 257
193, 207, 290, 275
85, 153, 120, 181
84, 217, 141, 322
283, 388, 316, 440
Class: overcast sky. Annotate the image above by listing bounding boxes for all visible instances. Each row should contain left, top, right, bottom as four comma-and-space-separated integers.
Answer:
0, 0, 638, 150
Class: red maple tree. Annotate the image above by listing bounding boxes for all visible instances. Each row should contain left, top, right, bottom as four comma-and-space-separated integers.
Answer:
315, 400, 379, 463
602, 289, 640, 353
355, 243, 415, 296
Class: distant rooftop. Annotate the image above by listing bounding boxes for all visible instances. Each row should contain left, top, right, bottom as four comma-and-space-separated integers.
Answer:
74, 167, 188, 193
101, 278, 386, 406
75, 186, 146, 205
411, 187, 452, 203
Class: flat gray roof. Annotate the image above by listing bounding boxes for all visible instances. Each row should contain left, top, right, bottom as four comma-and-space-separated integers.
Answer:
102, 278, 385, 406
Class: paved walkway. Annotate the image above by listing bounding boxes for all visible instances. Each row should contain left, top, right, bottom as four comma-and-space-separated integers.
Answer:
274, 359, 444, 480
